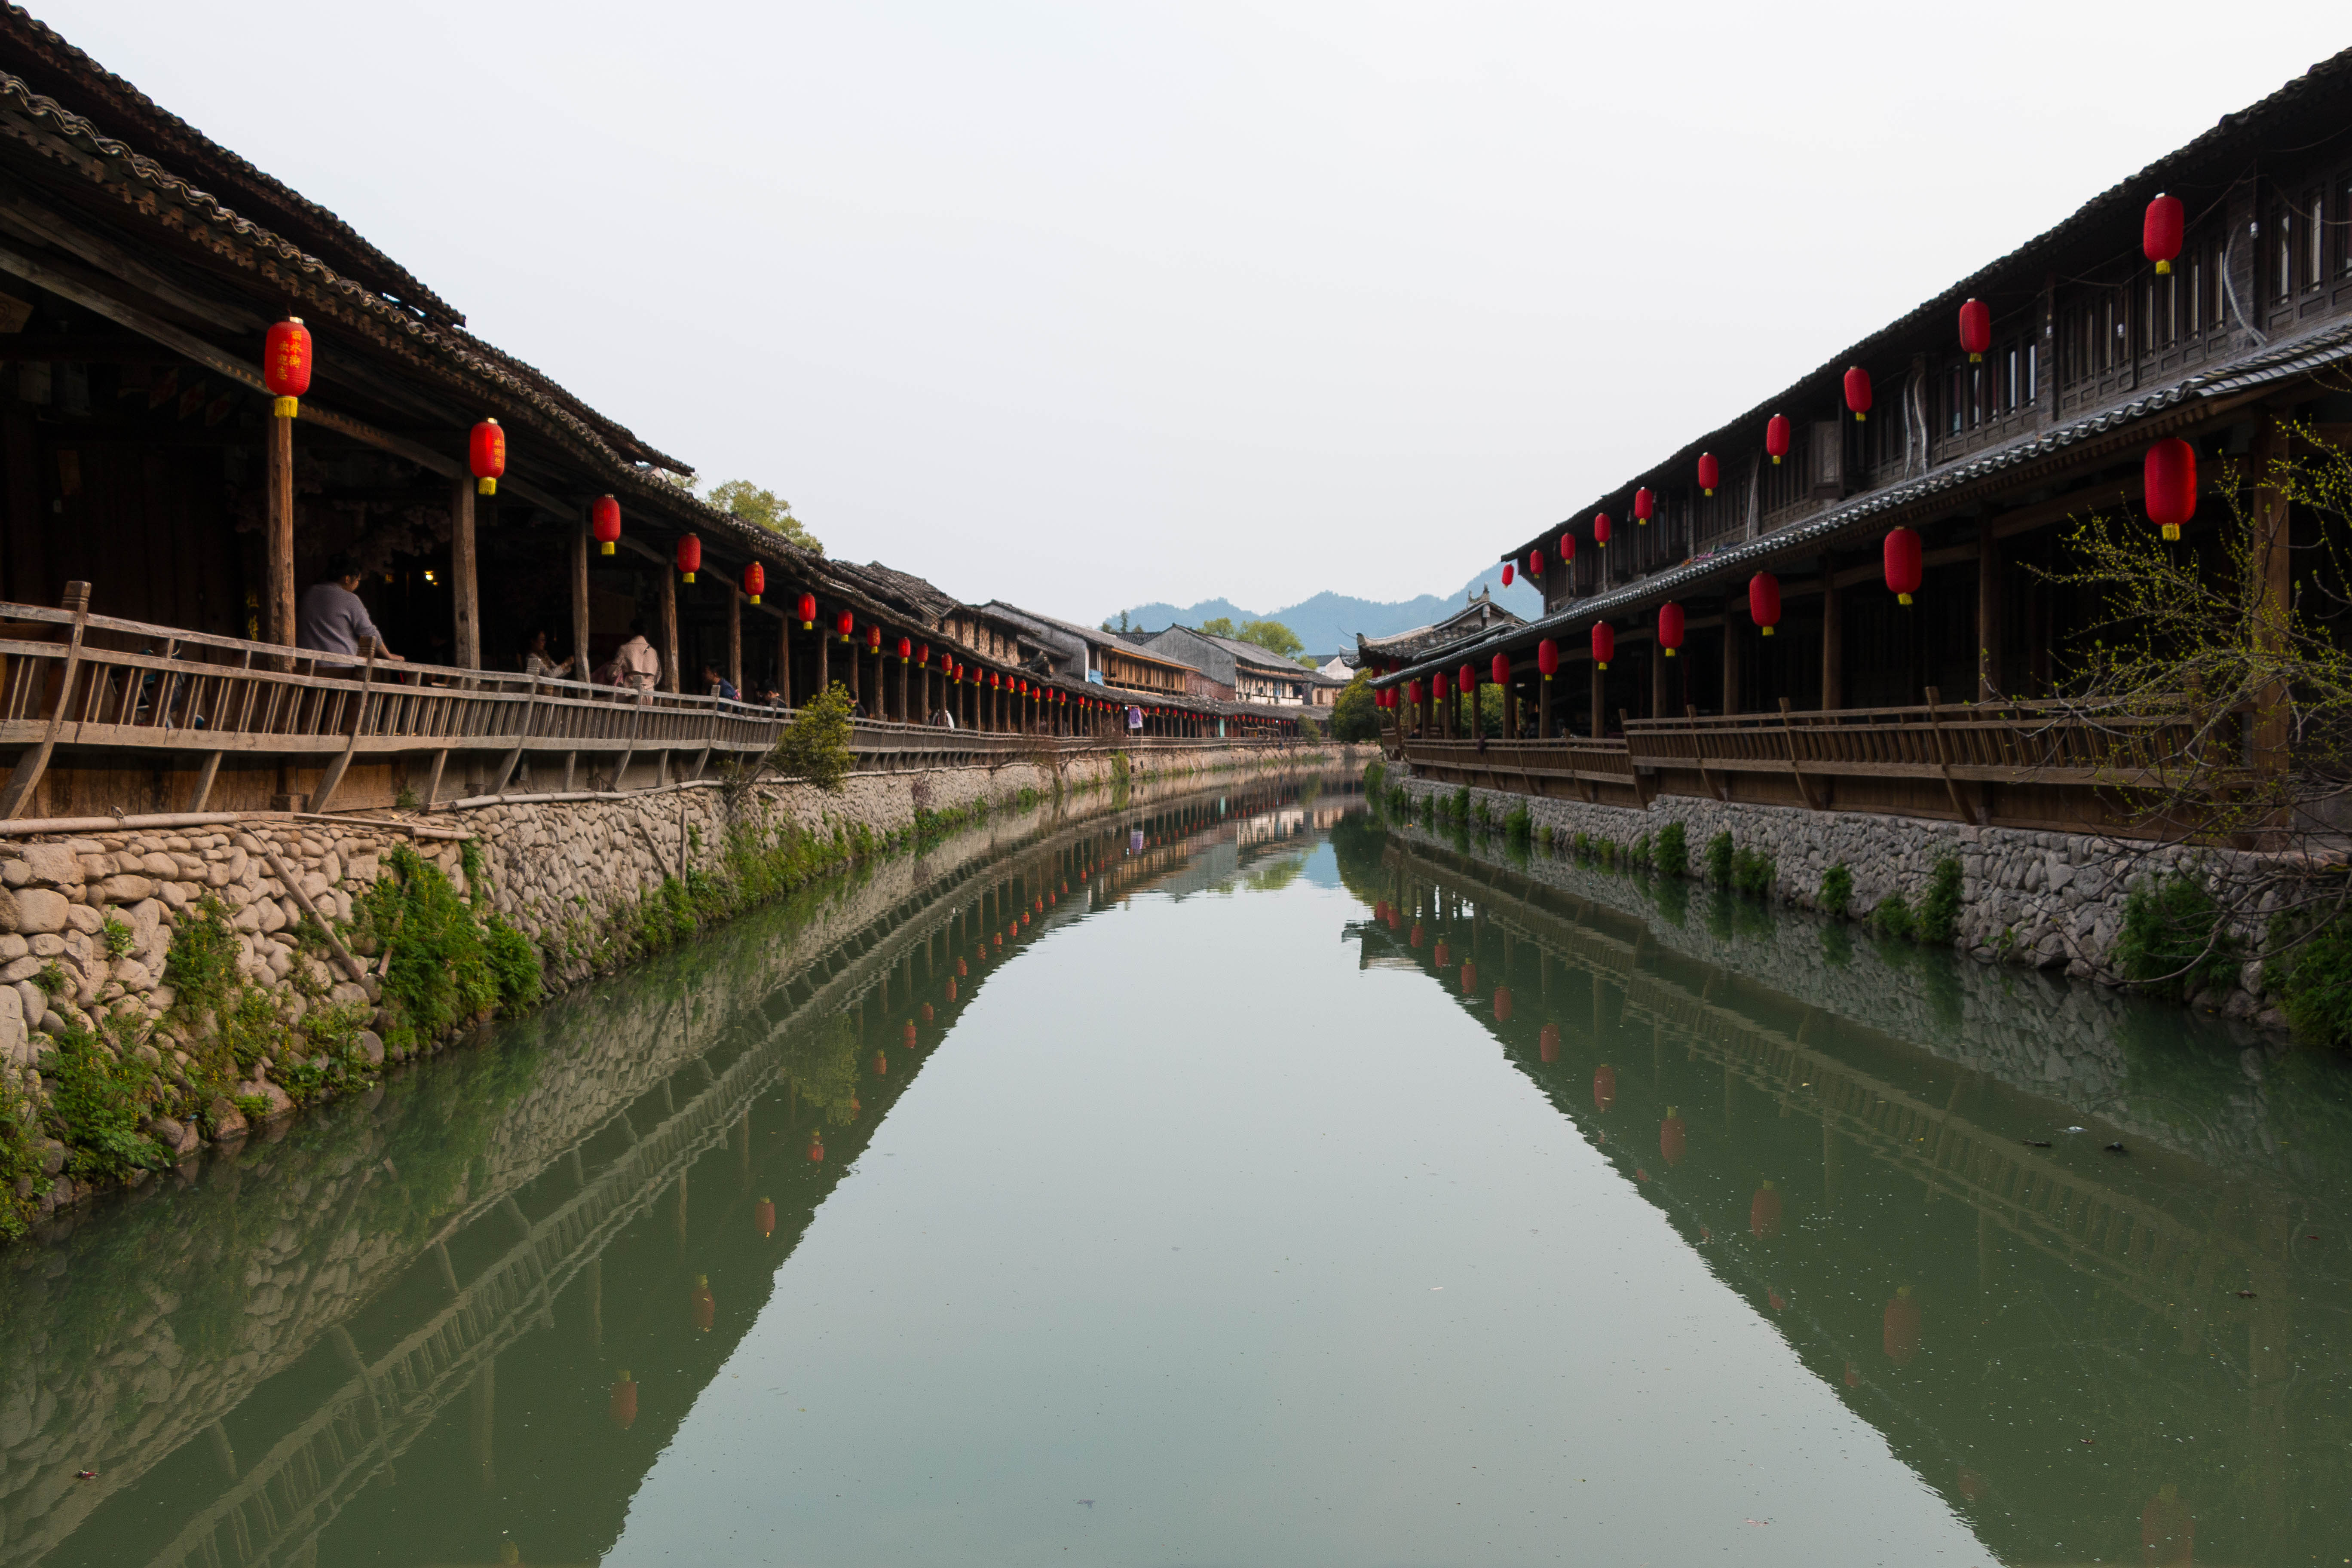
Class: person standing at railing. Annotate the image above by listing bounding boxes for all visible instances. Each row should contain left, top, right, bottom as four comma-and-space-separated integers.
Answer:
297, 554, 403, 665
701, 662, 738, 702
613, 619, 661, 696
522, 629, 573, 680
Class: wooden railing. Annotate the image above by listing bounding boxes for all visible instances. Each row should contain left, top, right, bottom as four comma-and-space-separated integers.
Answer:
0, 599, 1301, 819
1390, 694, 2228, 832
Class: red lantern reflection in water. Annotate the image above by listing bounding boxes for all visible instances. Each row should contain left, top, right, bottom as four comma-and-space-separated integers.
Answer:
807, 1131, 824, 1163
1433, 938, 1450, 968
1492, 986, 1513, 1022
1409, 923, 1424, 949
873, 1050, 888, 1076
755, 1197, 775, 1239
920, 1002, 934, 1023
1593, 1063, 1616, 1112
1883, 1286, 1920, 1364
1538, 1023, 1559, 1062
2141, 1484, 2193, 1565
1750, 1179, 1783, 1238
1659, 1106, 1685, 1166
902, 1021, 917, 1049
1767, 1287, 1786, 1313
943, 978, 956, 1001
609, 1371, 639, 1428
692, 1274, 715, 1332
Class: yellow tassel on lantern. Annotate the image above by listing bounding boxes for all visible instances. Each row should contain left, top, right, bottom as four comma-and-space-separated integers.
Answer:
273, 396, 298, 419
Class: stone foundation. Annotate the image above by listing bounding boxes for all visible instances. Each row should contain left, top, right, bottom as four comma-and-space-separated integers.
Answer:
1388, 766, 2277, 1020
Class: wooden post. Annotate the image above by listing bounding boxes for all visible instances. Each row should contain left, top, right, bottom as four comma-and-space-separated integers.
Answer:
1821, 580, 1844, 710
1538, 676, 1552, 739
450, 476, 481, 670
2254, 412, 2294, 769
1591, 660, 1605, 741
815, 628, 829, 702
1976, 524, 2000, 701
265, 411, 296, 646
656, 563, 679, 693
1651, 641, 1671, 721
726, 579, 742, 699
1722, 613, 1742, 715
570, 509, 591, 688
897, 654, 909, 725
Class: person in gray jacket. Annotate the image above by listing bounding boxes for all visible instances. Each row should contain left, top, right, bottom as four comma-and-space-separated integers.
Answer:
296, 554, 403, 663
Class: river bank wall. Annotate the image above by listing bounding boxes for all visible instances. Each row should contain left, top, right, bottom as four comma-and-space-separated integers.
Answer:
1385, 766, 2281, 1020
0, 743, 1375, 1228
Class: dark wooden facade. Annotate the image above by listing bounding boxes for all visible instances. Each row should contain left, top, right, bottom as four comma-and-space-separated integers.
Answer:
1375, 47, 2352, 834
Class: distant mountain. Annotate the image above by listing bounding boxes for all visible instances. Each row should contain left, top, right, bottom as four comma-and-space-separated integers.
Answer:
1106, 568, 1541, 658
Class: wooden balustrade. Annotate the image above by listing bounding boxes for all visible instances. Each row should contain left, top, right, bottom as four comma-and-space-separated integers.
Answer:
1389, 693, 2230, 834
0, 601, 1298, 820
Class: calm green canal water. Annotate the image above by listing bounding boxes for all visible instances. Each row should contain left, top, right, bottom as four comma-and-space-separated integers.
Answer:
6, 782, 2348, 1567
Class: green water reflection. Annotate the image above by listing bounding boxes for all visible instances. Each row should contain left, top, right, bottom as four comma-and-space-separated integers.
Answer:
3, 787, 2345, 1567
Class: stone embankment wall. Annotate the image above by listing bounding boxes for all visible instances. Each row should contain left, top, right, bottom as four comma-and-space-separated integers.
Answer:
0, 743, 1372, 1224
1389, 769, 2277, 1016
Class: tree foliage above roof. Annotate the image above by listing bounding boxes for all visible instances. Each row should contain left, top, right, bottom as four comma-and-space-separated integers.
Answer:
710, 480, 823, 556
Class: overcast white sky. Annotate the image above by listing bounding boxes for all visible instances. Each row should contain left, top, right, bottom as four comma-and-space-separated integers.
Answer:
34, 2, 2350, 620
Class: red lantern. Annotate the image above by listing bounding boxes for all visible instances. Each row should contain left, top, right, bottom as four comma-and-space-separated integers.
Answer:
1501, 561, 1515, 586
867, 624, 882, 655
741, 561, 764, 604
592, 494, 622, 556
609, 1371, 639, 1429
916, 642, 929, 666
1883, 527, 1923, 605
895, 636, 911, 664
2144, 193, 2184, 276
1844, 366, 1871, 422
1750, 1180, 1783, 1238
1593, 512, 1612, 547
1657, 602, 1683, 658
1592, 1062, 1616, 1113
1591, 622, 1614, 671
1633, 487, 1654, 526
1538, 1022, 1559, 1063
1766, 413, 1791, 465
1406, 679, 1422, 706
2146, 438, 2196, 541
756, 1197, 775, 1238
1883, 1286, 1920, 1364
797, 591, 816, 629
1749, 572, 1781, 637
1557, 532, 1575, 564
1537, 637, 1558, 678
1491, 652, 1510, 686
1660, 1106, 1685, 1165
262, 317, 312, 417
1958, 297, 1991, 361
1457, 663, 1474, 695
692, 1274, 715, 1332
469, 419, 505, 494
1528, 548, 1544, 579
1697, 451, 1719, 496
673, 535, 700, 583
836, 609, 854, 642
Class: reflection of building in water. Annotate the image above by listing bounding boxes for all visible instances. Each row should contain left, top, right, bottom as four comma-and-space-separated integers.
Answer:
1337, 820, 2335, 1567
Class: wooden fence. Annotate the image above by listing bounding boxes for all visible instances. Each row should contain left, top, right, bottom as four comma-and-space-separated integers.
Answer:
0, 597, 1293, 821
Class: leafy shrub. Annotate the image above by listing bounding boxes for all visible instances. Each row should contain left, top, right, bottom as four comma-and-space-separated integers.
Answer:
483, 915, 544, 1013
1917, 857, 1965, 946
1332, 675, 1381, 743
2117, 873, 2239, 1001
1730, 848, 1775, 899
1627, 832, 1654, 870
1871, 891, 1916, 942
39, 1023, 166, 1180
356, 846, 499, 1047
1503, 805, 1532, 844
1819, 863, 1853, 919
767, 681, 856, 792
101, 915, 135, 959
2266, 907, 2352, 1047
1361, 760, 1384, 796
1655, 821, 1688, 879
1451, 786, 1471, 821
1705, 831, 1733, 887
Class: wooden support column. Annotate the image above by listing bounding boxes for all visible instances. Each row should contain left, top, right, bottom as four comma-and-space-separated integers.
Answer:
1821, 580, 1844, 710
655, 564, 679, 693
2254, 412, 2294, 769
726, 580, 742, 698
1538, 675, 1552, 739
1976, 524, 2000, 701
570, 510, 592, 689
1651, 643, 1672, 721
815, 624, 829, 699
265, 410, 296, 646
897, 655, 909, 724
1722, 616, 1742, 715
450, 476, 481, 669
1591, 661, 1606, 741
